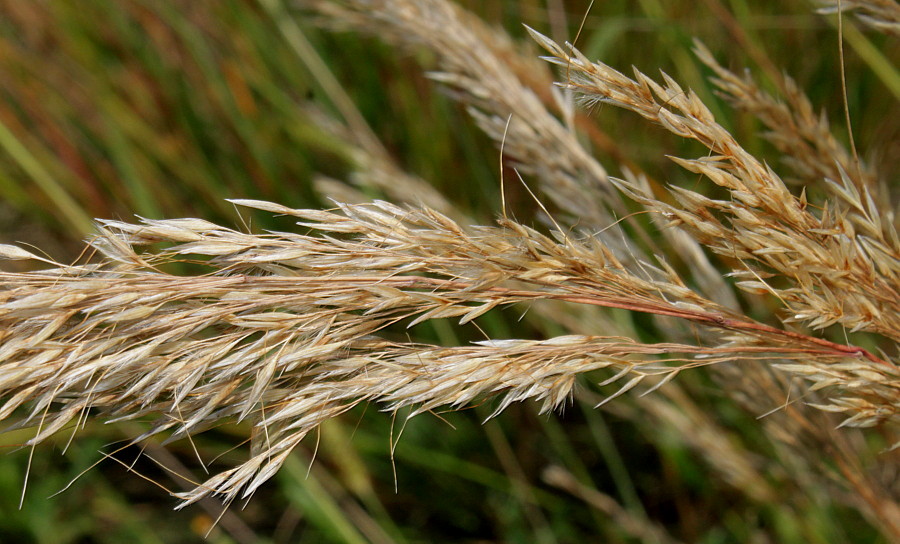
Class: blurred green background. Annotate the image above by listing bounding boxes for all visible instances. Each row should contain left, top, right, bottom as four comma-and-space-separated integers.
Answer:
0, 1, 896, 542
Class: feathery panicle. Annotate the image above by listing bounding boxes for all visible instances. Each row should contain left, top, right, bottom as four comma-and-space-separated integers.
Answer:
692, 42, 881, 193
529, 26, 900, 342
1, 196, 896, 504
0, 1, 897, 538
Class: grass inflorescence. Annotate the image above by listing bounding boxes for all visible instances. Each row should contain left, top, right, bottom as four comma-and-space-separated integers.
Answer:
0, 0, 897, 542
